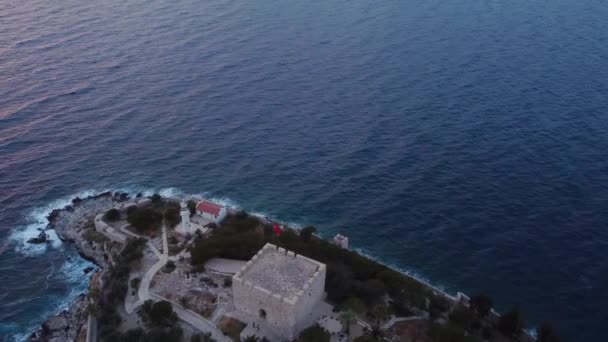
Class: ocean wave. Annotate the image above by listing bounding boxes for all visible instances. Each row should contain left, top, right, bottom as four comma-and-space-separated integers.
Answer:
7, 248, 96, 342
352, 247, 451, 296
8, 190, 101, 256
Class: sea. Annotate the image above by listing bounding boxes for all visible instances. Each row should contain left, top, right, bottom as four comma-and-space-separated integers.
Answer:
1, 0, 607, 340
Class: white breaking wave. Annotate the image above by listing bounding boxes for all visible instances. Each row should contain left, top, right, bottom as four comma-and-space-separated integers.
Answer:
352, 246, 451, 295
7, 187, 241, 257
8, 189, 101, 256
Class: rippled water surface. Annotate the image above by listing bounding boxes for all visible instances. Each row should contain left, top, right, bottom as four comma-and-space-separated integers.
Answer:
1, 0, 608, 340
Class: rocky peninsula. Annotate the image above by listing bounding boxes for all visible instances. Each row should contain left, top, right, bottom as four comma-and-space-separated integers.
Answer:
27, 192, 560, 342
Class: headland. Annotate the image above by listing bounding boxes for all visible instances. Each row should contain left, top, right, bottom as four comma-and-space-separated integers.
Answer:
28, 192, 559, 342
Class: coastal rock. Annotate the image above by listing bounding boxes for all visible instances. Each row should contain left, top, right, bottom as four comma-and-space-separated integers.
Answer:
47, 209, 61, 223
32, 193, 122, 340
27, 230, 49, 244
32, 294, 88, 342
43, 316, 67, 333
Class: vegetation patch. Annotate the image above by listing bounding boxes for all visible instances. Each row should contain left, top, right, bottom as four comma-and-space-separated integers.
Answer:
104, 208, 120, 222
217, 316, 246, 341
163, 260, 176, 273
91, 237, 147, 340
296, 324, 330, 342
83, 229, 109, 244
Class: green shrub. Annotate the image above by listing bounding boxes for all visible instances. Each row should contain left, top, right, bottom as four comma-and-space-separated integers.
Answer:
127, 207, 162, 232
150, 193, 162, 204
296, 324, 330, 342
469, 294, 493, 318
164, 207, 181, 228
130, 277, 141, 290
163, 260, 176, 273
497, 306, 524, 338
187, 200, 197, 216
300, 226, 317, 242
139, 300, 178, 327
105, 208, 120, 221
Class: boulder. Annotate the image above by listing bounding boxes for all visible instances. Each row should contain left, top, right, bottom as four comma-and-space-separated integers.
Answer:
43, 316, 68, 333
27, 231, 49, 244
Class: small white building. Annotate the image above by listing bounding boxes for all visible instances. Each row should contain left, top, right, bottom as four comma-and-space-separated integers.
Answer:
196, 200, 227, 223
333, 234, 349, 249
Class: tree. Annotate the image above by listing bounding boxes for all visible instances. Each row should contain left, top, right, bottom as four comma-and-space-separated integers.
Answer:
130, 277, 140, 290
343, 297, 366, 314
150, 193, 162, 204
538, 322, 561, 342
356, 278, 387, 305
164, 207, 181, 228
469, 294, 493, 318
449, 304, 475, 331
368, 303, 389, 326
296, 324, 330, 342
363, 324, 386, 341
120, 328, 146, 342
341, 310, 356, 336
127, 207, 162, 232
187, 199, 196, 213
191, 333, 216, 342
163, 260, 176, 273
300, 226, 317, 242
497, 306, 524, 338
429, 295, 450, 319
326, 263, 354, 303
139, 300, 178, 327
105, 208, 120, 221
427, 323, 482, 342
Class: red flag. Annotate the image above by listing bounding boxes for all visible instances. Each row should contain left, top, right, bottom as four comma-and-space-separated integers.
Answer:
273, 223, 282, 236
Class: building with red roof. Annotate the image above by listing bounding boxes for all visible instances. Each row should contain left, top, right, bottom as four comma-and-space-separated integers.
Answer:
196, 200, 227, 223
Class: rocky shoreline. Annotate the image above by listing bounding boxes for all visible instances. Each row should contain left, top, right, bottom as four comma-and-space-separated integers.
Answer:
28, 192, 131, 342
26, 191, 542, 342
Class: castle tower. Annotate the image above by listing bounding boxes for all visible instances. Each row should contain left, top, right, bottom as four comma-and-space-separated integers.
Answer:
180, 200, 191, 234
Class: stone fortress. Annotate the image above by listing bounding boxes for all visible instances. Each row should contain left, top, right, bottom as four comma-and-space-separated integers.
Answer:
232, 243, 327, 340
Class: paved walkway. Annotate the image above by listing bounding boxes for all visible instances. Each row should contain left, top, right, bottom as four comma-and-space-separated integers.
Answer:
151, 293, 229, 342
119, 223, 141, 239
86, 314, 97, 342
147, 241, 163, 260
204, 258, 247, 275
382, 315, 427, 330
94, 214, 127, 243
136, 227, 169, 305
125, 226, 228, 341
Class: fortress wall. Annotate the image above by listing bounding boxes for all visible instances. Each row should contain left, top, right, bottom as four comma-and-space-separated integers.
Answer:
294, 264, 326, 331
231, 243, 327, 340
232, 274, 298, 339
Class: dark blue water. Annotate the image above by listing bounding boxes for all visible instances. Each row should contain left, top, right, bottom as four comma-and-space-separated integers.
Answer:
1, 0, 608, 340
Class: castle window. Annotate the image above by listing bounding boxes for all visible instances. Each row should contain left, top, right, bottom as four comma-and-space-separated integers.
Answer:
259, 309, 267, 319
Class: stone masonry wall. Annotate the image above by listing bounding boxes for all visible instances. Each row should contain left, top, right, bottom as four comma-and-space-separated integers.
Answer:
232, 244, 326, 340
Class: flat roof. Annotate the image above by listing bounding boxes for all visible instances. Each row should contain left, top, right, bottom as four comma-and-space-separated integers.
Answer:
239, 244, 323, 299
